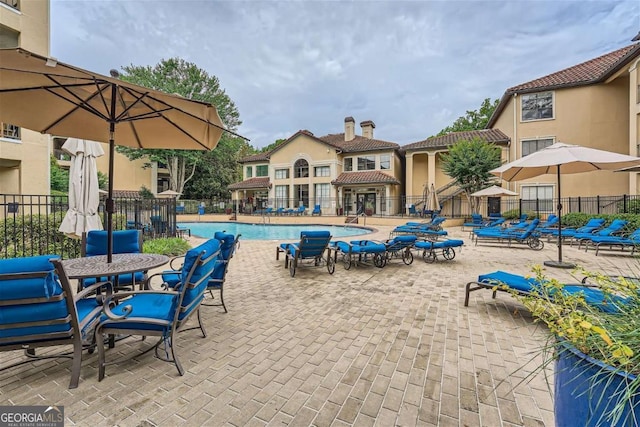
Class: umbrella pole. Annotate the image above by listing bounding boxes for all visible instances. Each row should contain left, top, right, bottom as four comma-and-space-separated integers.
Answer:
544, 167, 575, 269
106, 85, 117, 263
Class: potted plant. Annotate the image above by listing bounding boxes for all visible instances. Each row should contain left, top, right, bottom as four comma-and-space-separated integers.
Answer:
364, 200, 374, 216
510, 266, 640, 426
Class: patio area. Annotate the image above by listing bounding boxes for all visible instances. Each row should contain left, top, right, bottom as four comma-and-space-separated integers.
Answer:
1, 222, 635, 426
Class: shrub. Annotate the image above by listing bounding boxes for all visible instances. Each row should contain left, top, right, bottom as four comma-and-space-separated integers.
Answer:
501, 209, 536, 220
143, 238, 191, 256
560, 213, 640, 231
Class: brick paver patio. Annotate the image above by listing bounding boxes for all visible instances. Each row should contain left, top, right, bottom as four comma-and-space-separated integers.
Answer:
0, 220, 634, 426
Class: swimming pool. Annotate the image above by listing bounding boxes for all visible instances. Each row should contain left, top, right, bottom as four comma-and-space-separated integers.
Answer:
179, 222, 372, 240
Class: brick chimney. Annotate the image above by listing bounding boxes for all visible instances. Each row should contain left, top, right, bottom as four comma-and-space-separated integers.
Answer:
360, 120, 375, 139
344, 117, 355, 141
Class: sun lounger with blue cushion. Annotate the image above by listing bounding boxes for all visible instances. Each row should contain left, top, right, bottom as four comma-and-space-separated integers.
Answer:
276, 230, 334, 277
583, 228, 640, 256
462, 214, 484, 231
473, 219, 544, 250
332, 240, 387, 269
546, 218, 605, 240
464, 270, 627, 313
382, 235, 417, 265
414, 239, 464, 263
572, 219, 628, 248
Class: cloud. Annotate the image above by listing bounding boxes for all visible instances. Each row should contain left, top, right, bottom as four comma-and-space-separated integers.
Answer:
51, 0, 639, 147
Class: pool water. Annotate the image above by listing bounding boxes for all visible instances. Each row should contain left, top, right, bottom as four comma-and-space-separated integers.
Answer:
179, 222, 372, 240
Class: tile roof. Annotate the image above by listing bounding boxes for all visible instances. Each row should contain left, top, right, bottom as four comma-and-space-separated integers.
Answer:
318, 134, 399, 152
488, 42, 640, 128
228, 177, 270, 190
331, 171, 400, 186
239, 152, 270, 163
403, 129, 510, 152
112, 190, 143, 199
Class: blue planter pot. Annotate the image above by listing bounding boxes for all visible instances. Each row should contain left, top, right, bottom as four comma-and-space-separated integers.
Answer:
555, 342, 638, 426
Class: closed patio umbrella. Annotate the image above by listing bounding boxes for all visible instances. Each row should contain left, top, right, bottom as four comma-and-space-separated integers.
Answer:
491, 142, 640, 268
58, 138, 104, 238
425, 183, 440, 213
0, 48, 245, 261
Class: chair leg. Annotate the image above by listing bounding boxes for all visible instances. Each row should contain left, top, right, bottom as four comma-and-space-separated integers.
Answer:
168, 336, 184, 376
69, 336, 83, 389
197, 308, 207, 338
219, 285, 227, 313
96, 328, 106, 381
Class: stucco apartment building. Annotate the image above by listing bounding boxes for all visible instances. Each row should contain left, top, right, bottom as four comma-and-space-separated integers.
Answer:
0, 0, 50, 195
1, 0, 167, 198
230, 118, 404, 215
488, 40, 640, 207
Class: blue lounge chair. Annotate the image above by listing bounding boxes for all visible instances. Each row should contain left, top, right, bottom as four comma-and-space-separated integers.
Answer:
474, 219, 544, 250
573, 219, 629, 249
584, 228, 640, 256
382, 235, 417, 265
160, 232, 241, 312
80, 230, 145, 291
546, 218, 606, 239
294, 205, 306, 216
408, 204, 419, 216
311, 204, 322, 216
96, 238, 221, 380
332, 240, 387, 269
464, 270, 626, 313
277, 231, 334, 277
0, 255, 111, 388
414, 239, 465, 263
462, 214, 484, 231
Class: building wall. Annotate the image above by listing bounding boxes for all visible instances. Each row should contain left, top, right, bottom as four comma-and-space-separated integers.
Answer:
501, 78, 631, 197
0, 0, 50, 195
94, 146, 154, 191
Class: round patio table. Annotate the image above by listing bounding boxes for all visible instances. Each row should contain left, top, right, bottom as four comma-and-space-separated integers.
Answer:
61, 253, 169, 289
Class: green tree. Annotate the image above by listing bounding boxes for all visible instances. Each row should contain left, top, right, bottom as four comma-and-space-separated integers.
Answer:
260, 138, 286, 153
50, 155, 69, 193
440, 138, 501, 213
183, 135, 253, 199
116, 58, 241, 198
438, 98, 499, 135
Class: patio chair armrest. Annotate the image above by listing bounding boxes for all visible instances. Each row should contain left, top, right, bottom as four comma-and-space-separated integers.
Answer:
145, 271, 172, 290
169, 255, 186, 271
75, 279, 115, 301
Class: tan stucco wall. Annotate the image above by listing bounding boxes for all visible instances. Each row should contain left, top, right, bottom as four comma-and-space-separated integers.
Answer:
407, 153, 428, 197
0, 1, 50, 195
491, 75, 633, 197
95, 147, 154, 191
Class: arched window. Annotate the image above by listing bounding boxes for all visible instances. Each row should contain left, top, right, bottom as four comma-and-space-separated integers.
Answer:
294, 159, 309, 178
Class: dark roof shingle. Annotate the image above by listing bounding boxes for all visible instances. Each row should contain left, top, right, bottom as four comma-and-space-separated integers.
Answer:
331, 171, 400, 186
228, 177, 270, 190
239, 152, 270, 163
318, 134, 399, 152
403, 129, 510, 152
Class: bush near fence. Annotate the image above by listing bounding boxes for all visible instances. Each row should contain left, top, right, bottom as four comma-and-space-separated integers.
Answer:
0, 213, 126, 259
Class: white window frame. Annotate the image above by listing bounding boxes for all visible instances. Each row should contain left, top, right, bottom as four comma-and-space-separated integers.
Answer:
521, 91, 554, 122
521, 137, 554, 157
520, 184, 554, 212
314, 166, 330, 177
380, 154, 391, 170
314, 183, 331, 209
275, 168, 289, 179
357, 156, 375, 171
255, 164, 268, 177
274, 185, 289, 208
344, 158, 353, 172
245, 166, 253, 179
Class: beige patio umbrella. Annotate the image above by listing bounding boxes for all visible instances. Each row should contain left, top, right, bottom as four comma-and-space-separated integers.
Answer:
58, 138, 105, 239
157, 190, 181, 198
491, 142, 640, 268
470, 185, 518, 197
0, 47, 244, 261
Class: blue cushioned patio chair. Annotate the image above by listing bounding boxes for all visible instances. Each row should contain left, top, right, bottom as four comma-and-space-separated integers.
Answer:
573, 219, 629, 249
311, 204, 322, 216
583, 228, 640, 256
474, 218, 544, 250
277, 231, 334, 277
382, 235, 417, 265
81, 230, 144, 291
462, 213, 484, 231
332, 240, 387, 270
0, 255, 112, 388
415, 239, 465, 263
408, 204, 419, 216
96, 238, 220, 380
294, 205, 306, 216
464, 270, 627, 313
546, 217, 606, 240
160, 232, 241, 313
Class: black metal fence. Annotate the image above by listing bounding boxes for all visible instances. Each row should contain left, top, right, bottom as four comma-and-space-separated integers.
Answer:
0, 194, 176, 259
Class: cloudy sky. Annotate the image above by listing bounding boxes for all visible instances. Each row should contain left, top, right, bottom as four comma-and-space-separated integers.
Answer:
51, 0, 638, 148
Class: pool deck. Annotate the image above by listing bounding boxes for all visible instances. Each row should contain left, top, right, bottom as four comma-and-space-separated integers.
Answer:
1, 217, 636, 426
